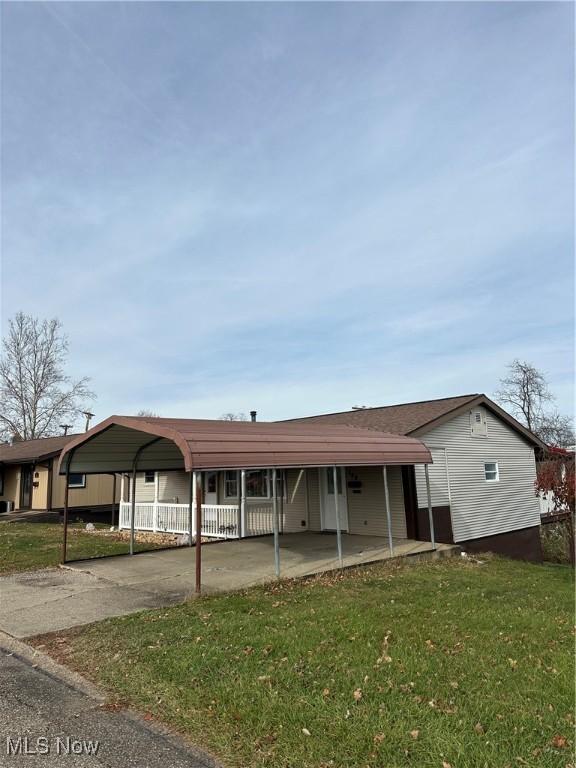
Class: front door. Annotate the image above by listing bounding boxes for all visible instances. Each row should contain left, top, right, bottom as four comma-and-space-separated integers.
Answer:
204, 472, 218, 505
320, 468, 348, 531
20, 466, 33, 509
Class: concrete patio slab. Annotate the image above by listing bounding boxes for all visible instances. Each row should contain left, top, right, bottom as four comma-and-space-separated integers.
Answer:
0, 533, 457, 638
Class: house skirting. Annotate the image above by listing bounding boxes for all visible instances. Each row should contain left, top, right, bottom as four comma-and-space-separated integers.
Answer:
459, 525, 543, 563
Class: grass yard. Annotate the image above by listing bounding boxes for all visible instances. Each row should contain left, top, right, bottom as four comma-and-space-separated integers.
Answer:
32, 556, 574, 768
0, 521, 166, 574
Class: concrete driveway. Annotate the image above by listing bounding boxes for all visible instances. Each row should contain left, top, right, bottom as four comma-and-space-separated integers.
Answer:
0, 533, 452, 638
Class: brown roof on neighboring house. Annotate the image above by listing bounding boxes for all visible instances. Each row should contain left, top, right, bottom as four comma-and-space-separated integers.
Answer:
59, 416, 432, 473
0, 434, 79, 464
283, 394, 546, 449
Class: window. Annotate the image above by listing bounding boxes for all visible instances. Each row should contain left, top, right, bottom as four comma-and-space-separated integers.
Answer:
484, 462, 499, 482
224, 469, 285, 499
68, 473, 86, 489
224, 471, 238, 498
326, 467, 343, 495
207, 472, 217, 494
0, 469, 3, 495
246, 469, 269, 498
144, 471, 155, 484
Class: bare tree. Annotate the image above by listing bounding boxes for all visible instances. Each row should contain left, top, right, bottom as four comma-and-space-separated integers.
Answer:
136, 409, 160, 418
496, 359, 574, 447
0, 313, 94, 440
220, 412, 247, 421
534, 412, 575, 449
496, 359, 553, 432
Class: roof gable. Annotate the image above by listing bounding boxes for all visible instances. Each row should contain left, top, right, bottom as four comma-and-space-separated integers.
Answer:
284, 394, 545, 450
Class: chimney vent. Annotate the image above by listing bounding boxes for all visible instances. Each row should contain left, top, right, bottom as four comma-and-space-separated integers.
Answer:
250, 410, 257, 422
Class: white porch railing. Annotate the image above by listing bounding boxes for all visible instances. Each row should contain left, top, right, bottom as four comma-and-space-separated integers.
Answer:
118, 501, 275, 539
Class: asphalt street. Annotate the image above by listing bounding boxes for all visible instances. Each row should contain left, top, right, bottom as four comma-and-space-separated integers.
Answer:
0, 649, 216, 768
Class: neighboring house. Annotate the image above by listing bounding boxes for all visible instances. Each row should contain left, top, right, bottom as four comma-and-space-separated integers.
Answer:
0, 435, 119, 514
284, 394, 546, 561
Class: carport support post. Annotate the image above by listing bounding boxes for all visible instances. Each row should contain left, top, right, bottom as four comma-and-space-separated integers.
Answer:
188, 471, 194, 547
272, 468, 280, 577
382, 466, 394, 557
240, 470, 247, 538
424, 464, 436, 550
61, 460, 71, 564
333, 466, 343, 567
194, 471, 202, 593
111, 473, 117, 527
130, 464, 137, 555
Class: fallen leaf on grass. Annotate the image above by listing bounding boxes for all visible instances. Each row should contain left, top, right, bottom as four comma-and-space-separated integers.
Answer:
474, 722, 485, 734
410, 729, 420, 740
353, 688, 363, 701
373, 733, 385, 745
442, 762, 452, 768
550, 734, 568, 749
302, 728, 311, 737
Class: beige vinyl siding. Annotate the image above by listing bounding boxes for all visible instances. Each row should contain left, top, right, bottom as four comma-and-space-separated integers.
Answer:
307, 469, 321, 531
347, 466, 406, 538
414, 448, 450, 507
52, 471, 118, 509
160, 471, 190, 503
416, 406, 540, 542
283, 469, 308, 532
0, 466, 20, 508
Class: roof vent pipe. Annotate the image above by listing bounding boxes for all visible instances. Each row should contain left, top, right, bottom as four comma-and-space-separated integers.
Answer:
250, 410, 257, 422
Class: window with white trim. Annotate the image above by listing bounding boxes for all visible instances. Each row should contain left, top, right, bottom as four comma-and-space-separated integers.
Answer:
68, 473, 86, 489
246, 469, 269, 498
144, 471, 155, 484
484, 462, 499, 482
225, 469, 285, 499
224, 471, 238, 498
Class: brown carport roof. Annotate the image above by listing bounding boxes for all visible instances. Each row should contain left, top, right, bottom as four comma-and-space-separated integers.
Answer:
58, 415, 432, 474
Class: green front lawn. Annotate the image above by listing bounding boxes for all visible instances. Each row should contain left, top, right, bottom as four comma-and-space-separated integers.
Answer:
0, 521, 164, 573
33, 556, 574, 768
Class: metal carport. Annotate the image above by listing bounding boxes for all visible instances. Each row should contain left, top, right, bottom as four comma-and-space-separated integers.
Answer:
58, 416, 435, 592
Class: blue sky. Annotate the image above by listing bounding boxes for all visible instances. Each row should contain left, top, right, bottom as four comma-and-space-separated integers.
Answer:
1, 1, 574, 425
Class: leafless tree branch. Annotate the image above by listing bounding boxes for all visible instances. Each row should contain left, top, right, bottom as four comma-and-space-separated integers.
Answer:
0, 313, 95, 440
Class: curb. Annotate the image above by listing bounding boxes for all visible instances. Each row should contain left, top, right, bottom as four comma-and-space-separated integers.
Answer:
0, 631, 222, 767
0, 630, 105, 702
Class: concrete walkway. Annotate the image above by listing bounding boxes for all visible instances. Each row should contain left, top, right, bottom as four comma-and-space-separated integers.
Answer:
0, 635, 217, 767
0, 533, 457, 638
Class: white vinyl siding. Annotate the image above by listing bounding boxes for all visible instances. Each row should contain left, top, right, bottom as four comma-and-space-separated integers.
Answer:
416, 406, 540, 543
414, 448, 450, 508
282, 469, 308, 532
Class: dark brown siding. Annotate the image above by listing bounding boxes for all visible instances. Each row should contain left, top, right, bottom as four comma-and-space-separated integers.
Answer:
460, 526, 542, 562
401, 466, 418, 539
416, 506, 454, 544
